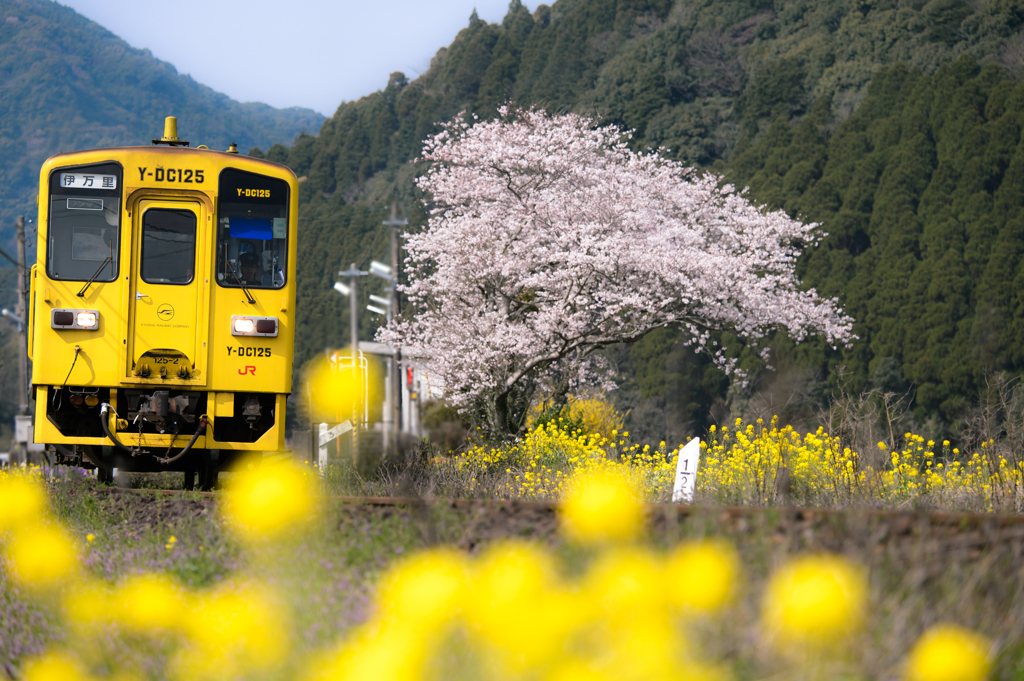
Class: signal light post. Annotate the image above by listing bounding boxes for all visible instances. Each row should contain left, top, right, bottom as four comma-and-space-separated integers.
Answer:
366, 261, 393, 454
337, 263, 367, 455
332, 205, 406, 460
337, 263, 367, 366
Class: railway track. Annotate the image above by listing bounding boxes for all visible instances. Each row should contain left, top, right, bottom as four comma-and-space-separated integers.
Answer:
85, 485, 1024, 555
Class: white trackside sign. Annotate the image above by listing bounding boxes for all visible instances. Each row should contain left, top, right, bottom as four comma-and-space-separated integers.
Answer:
672, 437, 701, 503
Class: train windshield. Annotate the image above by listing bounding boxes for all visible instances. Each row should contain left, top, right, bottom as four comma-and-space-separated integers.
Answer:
141, 208, 196, 284
216, 168, 288, 290
46, 162, 122, 282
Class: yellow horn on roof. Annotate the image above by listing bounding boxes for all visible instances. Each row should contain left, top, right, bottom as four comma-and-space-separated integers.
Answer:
162, 116, 178, 142
152, 116, 189, 146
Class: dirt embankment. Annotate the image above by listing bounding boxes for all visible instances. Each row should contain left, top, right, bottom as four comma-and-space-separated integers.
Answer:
90, 488, 1024, 556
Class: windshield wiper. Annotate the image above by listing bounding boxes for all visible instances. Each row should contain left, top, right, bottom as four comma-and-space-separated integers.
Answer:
77, 255, 113, 297
226, 260, 256, 304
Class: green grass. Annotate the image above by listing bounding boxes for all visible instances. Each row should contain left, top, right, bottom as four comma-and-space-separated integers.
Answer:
3, 468, 1024, 680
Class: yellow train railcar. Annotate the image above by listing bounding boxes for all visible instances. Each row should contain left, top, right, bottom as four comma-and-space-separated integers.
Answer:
28, 117, 298, 489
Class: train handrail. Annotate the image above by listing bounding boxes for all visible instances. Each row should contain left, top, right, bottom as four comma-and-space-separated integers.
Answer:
26, 264, 36, 361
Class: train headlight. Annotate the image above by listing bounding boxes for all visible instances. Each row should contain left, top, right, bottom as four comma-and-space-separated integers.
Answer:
231, 315, 278, 337
51, 308, 99, 330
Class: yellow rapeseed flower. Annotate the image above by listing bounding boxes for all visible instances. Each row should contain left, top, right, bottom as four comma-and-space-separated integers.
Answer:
5, 524, 79, 591
583, 547, 664, 621
0, 473, 48, 532
665, 539, 740, 615
465, 541, 578, 673
591, 616, 689, 680
221, 459, 319, 541
20, 652, 92, 681
172, 580, 290, 680
306, 623, 428, 681
303, 353, 379, 423
545, 657, 617, 681
560, 469, 643, 545
905, 624, 992, 681
115, 573, 187, 632
762, 554, 866, 651
63, 580, 116, 633
373, 548, 468, 631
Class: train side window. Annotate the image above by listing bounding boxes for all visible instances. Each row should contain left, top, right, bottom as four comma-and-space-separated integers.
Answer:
46, 162, 122, 282
216, 168, 288, 290
141, 209, 196, 285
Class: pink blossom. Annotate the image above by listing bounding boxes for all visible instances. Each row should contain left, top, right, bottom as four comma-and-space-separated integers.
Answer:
379, 108, 853, 435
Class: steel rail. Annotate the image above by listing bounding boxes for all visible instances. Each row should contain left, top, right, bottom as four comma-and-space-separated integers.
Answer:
83, 486, 1024, 527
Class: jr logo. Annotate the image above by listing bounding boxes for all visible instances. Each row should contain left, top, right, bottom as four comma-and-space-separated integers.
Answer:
238, 366, 256, 376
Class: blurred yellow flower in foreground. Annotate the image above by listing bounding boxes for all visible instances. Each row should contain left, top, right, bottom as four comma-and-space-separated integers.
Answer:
665, 539, 740, 615
172, 580, 289, 680
5, 524, 79, 590
374, 548, 468, 631
545, 657, 617, 681
762, 553, 866, 650
0, 473, 48, 532
905, 624, 992, 681
63, 581, 115, 633
221, 459, 319, 541
466, 541, 578, 673
307, 623, 428, 681
584, 547, 663, 619
21, 651, 92, 681
561, 469, 643, 545
116, 573, 187, 633
304, 353, 378, 423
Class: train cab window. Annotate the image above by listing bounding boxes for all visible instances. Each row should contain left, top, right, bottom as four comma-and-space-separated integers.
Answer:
46, 163, 122, 282
141, 209, 196, 284
216, 168, 288, 290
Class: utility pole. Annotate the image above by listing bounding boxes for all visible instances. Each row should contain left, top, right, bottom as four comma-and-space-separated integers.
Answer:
10, 216, 29, 465
383, 205, 407, 450
15, 216, 27, 417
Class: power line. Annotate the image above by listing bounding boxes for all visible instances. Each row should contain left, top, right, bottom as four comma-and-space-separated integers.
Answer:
298, 205, 390, 224
0, 247, 24, 269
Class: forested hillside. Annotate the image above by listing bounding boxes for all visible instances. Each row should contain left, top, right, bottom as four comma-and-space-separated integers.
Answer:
730, 59, 1024, 423
0, 0, 324, 238
277, 0, 1024, 440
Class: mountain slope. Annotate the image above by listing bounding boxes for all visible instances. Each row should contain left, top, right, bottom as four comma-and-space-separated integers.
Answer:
0, 0, 324, 235
276, 0, 1024, 439
727, 59, 1024, 424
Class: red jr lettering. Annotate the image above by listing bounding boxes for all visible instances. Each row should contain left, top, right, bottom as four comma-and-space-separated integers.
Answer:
238, 366, 256, 375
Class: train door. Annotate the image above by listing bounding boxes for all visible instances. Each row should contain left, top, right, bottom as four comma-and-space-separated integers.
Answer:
126, 198, 208, 384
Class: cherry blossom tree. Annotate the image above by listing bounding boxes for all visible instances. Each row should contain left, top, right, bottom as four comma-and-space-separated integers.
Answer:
380, 108, 854, 437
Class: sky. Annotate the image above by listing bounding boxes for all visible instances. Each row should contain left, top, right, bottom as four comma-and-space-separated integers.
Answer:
60, 0, 538, 117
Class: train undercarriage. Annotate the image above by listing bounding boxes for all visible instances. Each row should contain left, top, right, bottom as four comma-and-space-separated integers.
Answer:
38, 384, 284, 490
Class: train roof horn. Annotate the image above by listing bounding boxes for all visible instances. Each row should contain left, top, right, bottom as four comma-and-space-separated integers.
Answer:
152, 116, 190, 147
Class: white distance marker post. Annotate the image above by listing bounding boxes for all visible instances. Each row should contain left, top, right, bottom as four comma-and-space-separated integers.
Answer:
672, 437, 701, 503
318, 421, 353, 475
